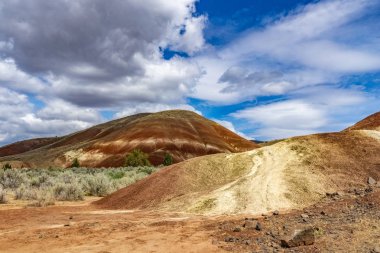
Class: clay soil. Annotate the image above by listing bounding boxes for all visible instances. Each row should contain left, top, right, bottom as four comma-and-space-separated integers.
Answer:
1, 187, 379, 253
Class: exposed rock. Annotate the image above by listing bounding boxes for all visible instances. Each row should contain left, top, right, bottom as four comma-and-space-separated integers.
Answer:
273, 210, 280, 215
224, 237, 236, 243
233, 227, 241, 232
280, 227, 317, 248
256, 222, 263, 231
301, 214, 309, 219
368, 177, 377, 186
243, 220, 258, 230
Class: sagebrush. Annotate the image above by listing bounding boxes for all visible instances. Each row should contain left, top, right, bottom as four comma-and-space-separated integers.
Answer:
0, 166, 158, 205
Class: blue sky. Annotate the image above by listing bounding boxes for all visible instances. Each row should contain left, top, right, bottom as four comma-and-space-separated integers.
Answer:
0, 0, 379, 145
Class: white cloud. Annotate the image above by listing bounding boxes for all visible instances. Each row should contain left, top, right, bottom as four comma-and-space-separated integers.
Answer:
233, 100, 327, 130
47, 57, 202, 107
168, 15, 207, 55
231, 85, 378, 140
191, 0, 380, 104
0, 88, 103, 145
0, 58, 46, 93
0, 0, 208, 145
0, 0, 206, 108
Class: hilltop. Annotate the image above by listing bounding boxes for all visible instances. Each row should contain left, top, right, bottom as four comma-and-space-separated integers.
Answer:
0, 110, 258, 168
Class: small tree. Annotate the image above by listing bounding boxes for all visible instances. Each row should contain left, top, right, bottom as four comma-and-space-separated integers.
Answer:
70, 158, 80, 168
2, 163, 12, 170
125, 149, 151, 167
163, 153, 173, 166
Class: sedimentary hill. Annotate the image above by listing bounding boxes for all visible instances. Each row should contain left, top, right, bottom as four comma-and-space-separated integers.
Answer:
0, 137, 61, 157
96, 112, 380, 215
0, 110, 258, 168
345, 111, 380, 131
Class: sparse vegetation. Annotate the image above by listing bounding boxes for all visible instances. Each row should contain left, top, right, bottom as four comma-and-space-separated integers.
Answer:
163, 153, 173, 166
192, 198, 216, 212
0, 166, 158, 206
0, 186, 8, 204
125, 149, 151, 167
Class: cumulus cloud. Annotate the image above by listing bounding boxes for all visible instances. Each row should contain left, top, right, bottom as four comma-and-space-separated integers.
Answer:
231, 85, 378, 140
0, 58, 46, 93
0, 88, 103, 145
0, 0, 207, 145
191, 0, 380, 104
0, 0, 205, 77
0, 0, 206, 108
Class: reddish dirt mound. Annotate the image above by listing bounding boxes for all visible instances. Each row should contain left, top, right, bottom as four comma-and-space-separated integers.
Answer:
95, 118, 380, 214
0, 110, 258, 168
95, 153, 252, 210
345, 112, 380, 131
0, 137, 61, 157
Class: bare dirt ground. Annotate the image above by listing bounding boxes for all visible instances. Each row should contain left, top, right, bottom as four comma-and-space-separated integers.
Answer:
1, 187, 380, 253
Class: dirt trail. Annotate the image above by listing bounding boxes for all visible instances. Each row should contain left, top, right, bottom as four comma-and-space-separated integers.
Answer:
194, 142, 326, 215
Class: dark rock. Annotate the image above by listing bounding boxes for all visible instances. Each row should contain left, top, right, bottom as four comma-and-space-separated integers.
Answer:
256, 222, 263, 231
233, 227, 241, 232
368, 177, 376, 186
224, 237, 236, 243
280, 227, 316, 248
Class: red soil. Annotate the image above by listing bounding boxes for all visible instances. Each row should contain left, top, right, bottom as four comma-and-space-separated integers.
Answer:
345, 112, 380, 131
0, 137, 61, 157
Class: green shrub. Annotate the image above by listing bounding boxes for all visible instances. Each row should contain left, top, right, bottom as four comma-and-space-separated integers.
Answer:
125, 149, 151, 167
107, 170, 125, 180
2, 163, 12, 170
70, 158, 80, 168
163, 153, 173, 166
137, 167, 155, 175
